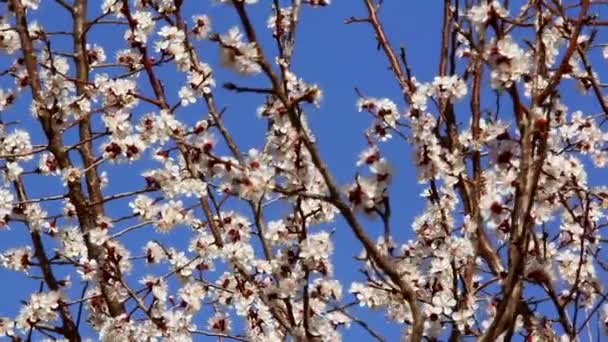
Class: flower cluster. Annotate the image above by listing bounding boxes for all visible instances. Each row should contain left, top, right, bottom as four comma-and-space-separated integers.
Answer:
16, 291, 62, 331
219, 27, 262, 75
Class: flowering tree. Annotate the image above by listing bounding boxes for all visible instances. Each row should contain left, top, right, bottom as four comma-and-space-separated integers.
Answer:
1, 0, 608, 340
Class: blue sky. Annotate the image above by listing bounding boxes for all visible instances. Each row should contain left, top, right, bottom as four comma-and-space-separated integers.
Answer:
2, 0, 608, 341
